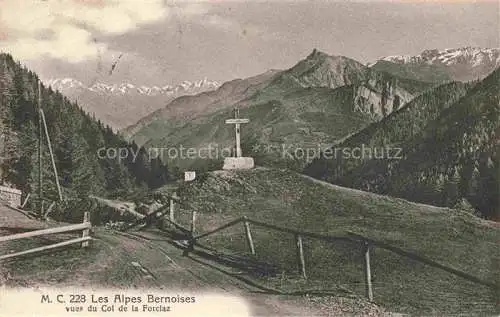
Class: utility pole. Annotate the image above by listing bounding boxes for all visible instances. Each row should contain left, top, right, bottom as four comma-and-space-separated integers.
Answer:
40, 109, 63, 201
38, 80, 43, 220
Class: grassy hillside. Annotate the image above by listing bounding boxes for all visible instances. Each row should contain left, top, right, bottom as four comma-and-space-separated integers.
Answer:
164, 168, 499, 315
306, 68, 499, 220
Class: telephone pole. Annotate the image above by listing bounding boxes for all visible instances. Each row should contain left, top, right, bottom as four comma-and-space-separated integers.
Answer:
40, 109, 62, 201
38, 80, 43, 219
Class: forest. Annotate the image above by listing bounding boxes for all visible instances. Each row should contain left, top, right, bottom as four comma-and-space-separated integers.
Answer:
0, 53, 171, 221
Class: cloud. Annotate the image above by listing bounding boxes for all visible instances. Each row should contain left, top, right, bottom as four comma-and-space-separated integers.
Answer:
3, 25, 106, 63
0, 0, 169, 62
0, 0, 271, 62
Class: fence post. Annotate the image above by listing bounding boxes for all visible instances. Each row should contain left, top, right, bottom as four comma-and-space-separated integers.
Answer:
295, 234, 307, 279
169, 198, 175, 222
191, 210, 197, 234
363, 241, 374, 301
39, 200, 44, 221
21, 193, 30, 208
187, 210, 197, 252
81, 211, 90, 248
43, 201, 56, 219
242, 217, 256, 255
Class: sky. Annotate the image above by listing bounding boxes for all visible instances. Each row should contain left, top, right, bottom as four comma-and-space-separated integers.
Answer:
0, 0, 498, 85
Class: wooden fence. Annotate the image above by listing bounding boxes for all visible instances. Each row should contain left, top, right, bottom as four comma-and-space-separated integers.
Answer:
0, 212, 92, 261
176, 215, 499, 302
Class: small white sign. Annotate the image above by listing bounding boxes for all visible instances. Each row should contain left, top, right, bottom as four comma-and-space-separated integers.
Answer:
184, 171, 196, 182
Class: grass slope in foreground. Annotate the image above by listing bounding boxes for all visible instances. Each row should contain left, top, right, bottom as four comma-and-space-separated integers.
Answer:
166, 168, 499, 316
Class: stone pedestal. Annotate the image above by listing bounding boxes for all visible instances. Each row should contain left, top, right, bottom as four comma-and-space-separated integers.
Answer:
222, 157, 255, 170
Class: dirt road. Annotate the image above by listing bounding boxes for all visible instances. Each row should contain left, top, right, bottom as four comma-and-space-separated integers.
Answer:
85, 229, 331, 317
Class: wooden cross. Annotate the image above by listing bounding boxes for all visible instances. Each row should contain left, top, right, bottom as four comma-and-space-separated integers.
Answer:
225, 108, 249, 157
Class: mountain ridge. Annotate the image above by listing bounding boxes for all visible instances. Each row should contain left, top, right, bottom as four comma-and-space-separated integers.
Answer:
374, 47, 499, 81
46, 47, 498, 130
127, 49, 432, 173
129, 48, 431, 138
379, 47, 499, 66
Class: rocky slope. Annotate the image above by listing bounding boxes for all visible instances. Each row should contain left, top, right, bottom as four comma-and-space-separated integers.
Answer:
273, 49, 426, 119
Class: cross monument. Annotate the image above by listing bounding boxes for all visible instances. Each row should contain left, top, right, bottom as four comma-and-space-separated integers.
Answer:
222, 108, 254, 170
225, 108, 250, 157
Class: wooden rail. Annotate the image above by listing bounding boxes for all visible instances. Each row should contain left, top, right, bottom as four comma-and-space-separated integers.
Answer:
0, 237, 92, 261
176, 213, 499, 302
193, 217, 244, 240
0, 222, 91, 243
162, 217, 191, 234
0, 212, 92, 261
347, 232, 499, 290
187, 216, 354, 282
245, 218, 354, 243
295, 234, 306, 279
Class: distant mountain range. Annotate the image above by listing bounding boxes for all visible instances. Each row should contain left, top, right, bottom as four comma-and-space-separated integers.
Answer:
380, 47, 499, 68
46, 78, 220, 96
43, 78, 221, 129
372, 47, 499, 82
46, 47, 497, 131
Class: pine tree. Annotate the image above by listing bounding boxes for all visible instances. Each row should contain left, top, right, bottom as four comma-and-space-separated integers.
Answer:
67, 133, 105, 198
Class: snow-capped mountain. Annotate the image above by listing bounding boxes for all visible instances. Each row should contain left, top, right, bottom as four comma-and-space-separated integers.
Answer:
46, 78, 220, 97
377, 47, 499, 81
43, 78, 221, 129
382, 47, 499, 66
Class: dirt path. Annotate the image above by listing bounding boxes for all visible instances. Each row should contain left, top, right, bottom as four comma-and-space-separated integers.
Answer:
86, 229, 330, 317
